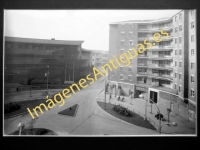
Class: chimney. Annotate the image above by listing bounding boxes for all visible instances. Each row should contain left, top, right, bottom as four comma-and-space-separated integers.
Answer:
51, 38, 55, 40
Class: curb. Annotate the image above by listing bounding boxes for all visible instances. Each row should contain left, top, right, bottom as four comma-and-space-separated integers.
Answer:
95, 90, 159, 133
5, 111, 29, 120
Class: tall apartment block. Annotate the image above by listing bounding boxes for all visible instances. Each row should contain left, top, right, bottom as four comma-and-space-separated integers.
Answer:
109, 10, 196, 118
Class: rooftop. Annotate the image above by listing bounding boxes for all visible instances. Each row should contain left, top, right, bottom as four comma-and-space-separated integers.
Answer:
5, 36, 84, 46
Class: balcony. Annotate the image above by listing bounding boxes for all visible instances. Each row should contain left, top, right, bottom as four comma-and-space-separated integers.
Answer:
137, 72, 148, 77
148, 35, 173, 42
148, 73, 173, 81
148, 25, 173, 33
137, 64, 148, 67
138, 28, 149, 33
148, 55, 173, 60
138, 54, 148, 58
148, 64, 173, 70
147, 46, 173, 51
138, 37, 148, 41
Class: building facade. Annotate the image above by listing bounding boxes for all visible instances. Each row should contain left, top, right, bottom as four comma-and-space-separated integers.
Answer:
4, 36, 92, 85
88, 50, 109, 69
109, 10, 196, 121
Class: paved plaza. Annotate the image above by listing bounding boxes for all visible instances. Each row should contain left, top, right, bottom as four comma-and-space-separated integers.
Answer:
4, 75, 196, 136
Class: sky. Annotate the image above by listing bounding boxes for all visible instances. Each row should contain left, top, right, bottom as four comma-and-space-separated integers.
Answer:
4, 10, 181, 51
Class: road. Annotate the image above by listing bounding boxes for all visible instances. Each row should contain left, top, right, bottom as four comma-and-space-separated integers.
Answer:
4, 75, 158, 135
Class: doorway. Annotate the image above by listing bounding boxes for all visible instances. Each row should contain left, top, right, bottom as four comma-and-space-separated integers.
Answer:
150, 91, 158, 103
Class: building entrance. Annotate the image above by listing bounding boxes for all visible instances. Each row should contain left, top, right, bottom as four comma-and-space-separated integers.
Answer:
150, 91, 158, 103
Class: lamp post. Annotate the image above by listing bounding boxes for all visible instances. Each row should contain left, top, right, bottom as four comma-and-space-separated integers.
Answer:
17, 121, 25, 135
130, 92, 133, 105
46, 66, 49, 97
139, 94, 147, 120
148, 98, 161, 134
105, 80, 107, 110
109, 75, 113, 102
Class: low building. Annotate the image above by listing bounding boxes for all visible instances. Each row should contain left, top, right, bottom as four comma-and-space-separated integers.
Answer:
4, 36, 92, 85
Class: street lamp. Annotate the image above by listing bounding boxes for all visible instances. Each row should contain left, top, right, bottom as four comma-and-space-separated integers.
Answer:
139, 94, 147, 121
105, 79, 107, 110
130, 92, 134, 105
109, 75, 113, 102
46, 66, 49, 97
17, 121, 25, 135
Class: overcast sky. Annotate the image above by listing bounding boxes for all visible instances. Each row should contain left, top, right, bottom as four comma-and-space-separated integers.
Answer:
4, 10, 181, 51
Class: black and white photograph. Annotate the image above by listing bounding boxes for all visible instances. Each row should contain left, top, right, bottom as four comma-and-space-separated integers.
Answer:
3, 9, 197, 136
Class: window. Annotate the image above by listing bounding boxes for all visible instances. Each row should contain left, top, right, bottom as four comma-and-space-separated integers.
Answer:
120, 74, 124, 80
175, 16, 178, 22
175, 72, 177, 78
121, 32, 125, 37
175, 27, 178, 32
191, 89, 195, 97
179, 85, 181, 92
120, 66, 123, 71
129, 24, 133, 28
152, 51, 157, 55
175, 61, 177, 67
191, 49, 194, 56
175, 50, 178, 55
129, 32, 133, 37
128, 66, 132, 71
152, 78, 158, 82
129, 40, 133, 45
191, 10, 195, 16
121, 40, 125, 45
128, 75, 132, 81
179, 13, 182, 20
121, 24, 124, 28
138, 77, 142, 81
179, 73, 182, 79
179, 25, 182, 31
179, 49, 182, 55
179, 62, 182, 67
175, 38, 178, 44
191, 35, 194, 42
121, 49, 124, 54
191, 22, 194, 28
130, 58, 133, 64
191, 76, 194, 83
191, 63, 195, 69
179, 37, 182, 43
174, 83, 177, 89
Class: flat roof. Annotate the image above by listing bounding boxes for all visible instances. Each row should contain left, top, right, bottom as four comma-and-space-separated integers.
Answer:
5, 36, 84, 45
109, 10, 183, 25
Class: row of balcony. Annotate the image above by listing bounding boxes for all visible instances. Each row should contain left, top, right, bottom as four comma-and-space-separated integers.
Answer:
137, 64, 173, 70
137, 72, 173, 80
137, 54, 173, 60
138, 35, 173, 42
138, 25, 173, 33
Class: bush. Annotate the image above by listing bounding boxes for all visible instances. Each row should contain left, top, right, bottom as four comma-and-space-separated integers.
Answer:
4, 102, 21, 114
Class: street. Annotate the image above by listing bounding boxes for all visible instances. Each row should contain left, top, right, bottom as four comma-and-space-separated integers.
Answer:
4, 75, 158, 135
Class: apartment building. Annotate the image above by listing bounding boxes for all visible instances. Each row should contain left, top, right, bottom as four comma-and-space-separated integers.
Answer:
109, 10, 196, 119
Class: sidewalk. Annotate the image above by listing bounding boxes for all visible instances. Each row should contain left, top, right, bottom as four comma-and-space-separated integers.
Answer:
97, 91, 196, 135
4, 89, 63, 103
